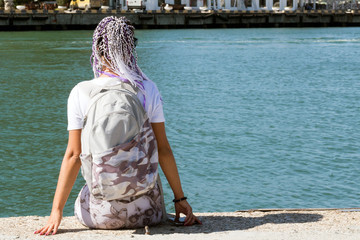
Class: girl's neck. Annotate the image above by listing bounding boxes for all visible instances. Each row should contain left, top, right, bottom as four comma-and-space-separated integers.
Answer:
99, 68, 118, 78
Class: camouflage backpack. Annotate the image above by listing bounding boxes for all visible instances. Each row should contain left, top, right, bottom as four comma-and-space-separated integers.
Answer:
78, 79, 159, 201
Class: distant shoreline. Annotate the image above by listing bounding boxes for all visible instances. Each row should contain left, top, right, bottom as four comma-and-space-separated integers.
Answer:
1, 209, 359, 239
1, 10, 360, 31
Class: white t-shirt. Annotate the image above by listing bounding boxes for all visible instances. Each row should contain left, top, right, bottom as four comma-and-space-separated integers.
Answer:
67, 77, 165, 131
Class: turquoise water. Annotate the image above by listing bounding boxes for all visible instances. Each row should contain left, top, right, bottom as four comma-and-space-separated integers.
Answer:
1, 28, 359, 217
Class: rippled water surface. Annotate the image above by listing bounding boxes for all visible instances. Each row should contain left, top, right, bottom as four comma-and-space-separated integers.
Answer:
1, 28, 359, 217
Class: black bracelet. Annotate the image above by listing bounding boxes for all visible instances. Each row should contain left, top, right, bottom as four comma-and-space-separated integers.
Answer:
173, 197, 187, 203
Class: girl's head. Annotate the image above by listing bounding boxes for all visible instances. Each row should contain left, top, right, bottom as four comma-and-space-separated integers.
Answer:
91, 16, 148, 86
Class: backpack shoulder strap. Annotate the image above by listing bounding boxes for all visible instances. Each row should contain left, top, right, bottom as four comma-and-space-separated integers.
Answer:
78, 78, 139, 98
77, 80, 103, 99
101, 80, 139, 96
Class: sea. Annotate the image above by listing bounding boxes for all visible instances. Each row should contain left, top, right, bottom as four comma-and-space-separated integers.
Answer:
0, 27, 359, 217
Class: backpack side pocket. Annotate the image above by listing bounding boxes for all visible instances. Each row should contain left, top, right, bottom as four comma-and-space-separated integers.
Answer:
80, 153, 93, 192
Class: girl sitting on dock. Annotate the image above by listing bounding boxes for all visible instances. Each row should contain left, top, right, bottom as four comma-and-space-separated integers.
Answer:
35, 16, 200, 235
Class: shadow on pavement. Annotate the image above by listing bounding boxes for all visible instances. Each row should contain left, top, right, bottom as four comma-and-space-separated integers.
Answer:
134, 212, 323, 235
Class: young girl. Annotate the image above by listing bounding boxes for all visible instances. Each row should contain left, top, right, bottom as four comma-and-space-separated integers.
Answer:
35, 16, 200, 235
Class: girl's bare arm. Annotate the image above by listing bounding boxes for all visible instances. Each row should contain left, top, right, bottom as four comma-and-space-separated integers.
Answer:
151, 122, 201, 226
34, 130, 82, 235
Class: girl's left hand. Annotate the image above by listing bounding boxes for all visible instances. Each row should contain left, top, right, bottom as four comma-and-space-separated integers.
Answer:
34, 209, 62, 236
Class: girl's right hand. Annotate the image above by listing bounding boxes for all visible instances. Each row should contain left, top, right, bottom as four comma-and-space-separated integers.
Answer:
34, 209, 63, 236
175, 200, 202, 226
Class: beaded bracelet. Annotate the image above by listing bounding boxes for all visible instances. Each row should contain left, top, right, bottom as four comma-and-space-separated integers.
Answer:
173, 197, 187, 203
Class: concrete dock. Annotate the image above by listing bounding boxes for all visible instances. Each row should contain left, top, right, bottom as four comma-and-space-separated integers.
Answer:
1, 9, 360, 30
1, 209, 360, 239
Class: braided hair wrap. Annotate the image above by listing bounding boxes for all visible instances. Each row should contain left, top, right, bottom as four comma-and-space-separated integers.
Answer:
91, 16, 148, 92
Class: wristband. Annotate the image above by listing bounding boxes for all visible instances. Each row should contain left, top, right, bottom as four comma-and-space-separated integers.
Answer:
173, 197, 187, 203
